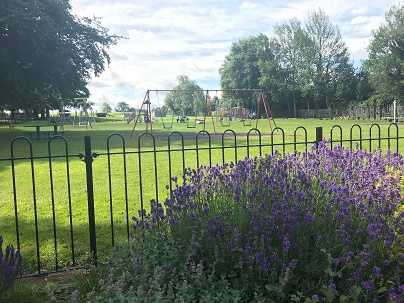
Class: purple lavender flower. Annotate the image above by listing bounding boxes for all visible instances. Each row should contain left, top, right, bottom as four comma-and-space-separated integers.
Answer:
373, 266, 382, 278
124, 141, 404, 301
389, 293, 403, 303
363, 280, 374, 292
0, 236, 22, 294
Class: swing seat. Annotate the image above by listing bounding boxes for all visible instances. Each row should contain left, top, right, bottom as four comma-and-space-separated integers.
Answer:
162, 122, 173, 129
243, 119, 252, 126
161, 121, 173, 128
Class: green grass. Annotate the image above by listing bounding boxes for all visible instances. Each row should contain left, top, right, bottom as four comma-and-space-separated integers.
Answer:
0, 114, 402, 274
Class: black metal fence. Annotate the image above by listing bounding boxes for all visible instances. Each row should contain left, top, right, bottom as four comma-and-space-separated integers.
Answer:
0, 124, 402, 276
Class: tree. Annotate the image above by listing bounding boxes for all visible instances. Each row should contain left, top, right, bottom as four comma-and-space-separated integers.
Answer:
261, 18, 308, 117
356, 62, 374, 104
211, 95, 220, 111
164, 75, 205, 116
304, 9, 350, 110
333, 56, 357, 114
0, 0, 122, 114
115, 102, 131, 113
220, 34, 274, 110
367, 3, 404, 104
260, 10, 352, 116
101, 102, 112, 113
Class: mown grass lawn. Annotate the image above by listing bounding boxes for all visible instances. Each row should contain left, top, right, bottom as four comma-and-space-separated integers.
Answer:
0, 115, 401, 273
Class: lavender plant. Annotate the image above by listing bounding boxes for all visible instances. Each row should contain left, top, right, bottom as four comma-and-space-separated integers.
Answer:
0, 236, 22, 295
87, 142, 404, 302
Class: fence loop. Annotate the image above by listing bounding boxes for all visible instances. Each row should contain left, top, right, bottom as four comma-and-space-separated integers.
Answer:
1, 123, 403, 277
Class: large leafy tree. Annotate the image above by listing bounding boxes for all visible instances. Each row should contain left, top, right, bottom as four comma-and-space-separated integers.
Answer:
304, 9, 350, 110
164, 75, 205, 116
356, 62, 374, 104
261, 10, 353, 116
333, 56, 357, 113
0, 0, 121, 114
219, 34, 274, 110
115, 101, 131, 113
367, 3, 404, 104
261, 18, 309, 117
101, 102, 112, 113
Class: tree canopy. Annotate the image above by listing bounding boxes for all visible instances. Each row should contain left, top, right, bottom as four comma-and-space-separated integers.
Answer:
220, 11, 356, 117
0, 0, 122, 113
164, 75, 205, 116
115, 101, 131, 113
101, 102, 112, 113
219, 34, 273, 110
261, 18, 308, 117
304, 9, 353, 111
366, 2, 404, 104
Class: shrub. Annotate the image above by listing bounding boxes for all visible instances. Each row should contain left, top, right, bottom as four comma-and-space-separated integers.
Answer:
0, 235, 22, 295
82, 143, 404, 302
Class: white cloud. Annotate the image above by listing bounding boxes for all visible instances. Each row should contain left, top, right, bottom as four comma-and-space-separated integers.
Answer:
70, 0, 400, 110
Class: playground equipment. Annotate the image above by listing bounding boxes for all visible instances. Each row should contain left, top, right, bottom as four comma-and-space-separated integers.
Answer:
73, 98, 95, 130
127, 89, 217, 136
255, 92, 277, 132
219, 90, 276, 131
185, 91, 216, 132
126, 89, 276, 136
156, 91, 175, 129
58, 100, 74, 131
127, 92, 153, 137
219, 107, 231, 127
232, 106, 252, 126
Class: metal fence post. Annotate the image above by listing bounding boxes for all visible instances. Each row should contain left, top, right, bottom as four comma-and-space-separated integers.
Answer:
84, 135, 97, 265
315, 127, 323, 151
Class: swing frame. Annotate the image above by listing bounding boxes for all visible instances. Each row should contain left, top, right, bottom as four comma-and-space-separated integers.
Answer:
155, 91, 174, 129
127, 89, 271, 136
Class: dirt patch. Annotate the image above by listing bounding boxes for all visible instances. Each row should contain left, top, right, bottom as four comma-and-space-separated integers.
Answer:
19, 269, 85, 289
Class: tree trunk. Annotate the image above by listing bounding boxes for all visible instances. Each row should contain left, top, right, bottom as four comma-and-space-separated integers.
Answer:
373, 103, 377, 120
33, 108, 39, 120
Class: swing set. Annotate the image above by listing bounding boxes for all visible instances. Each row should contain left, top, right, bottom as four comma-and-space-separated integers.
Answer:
126, 89, 276, 137
155, 91, 175, 129
127, 89, 217, 136
218, 107, 231, 127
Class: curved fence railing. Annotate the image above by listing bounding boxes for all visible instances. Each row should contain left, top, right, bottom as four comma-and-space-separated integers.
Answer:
0, 124, 402, 276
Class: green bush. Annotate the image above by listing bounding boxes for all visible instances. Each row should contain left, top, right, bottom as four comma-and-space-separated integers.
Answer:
75, 144, 404, 302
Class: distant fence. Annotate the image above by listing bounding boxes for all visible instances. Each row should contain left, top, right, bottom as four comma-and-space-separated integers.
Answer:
0, 123, 402, 276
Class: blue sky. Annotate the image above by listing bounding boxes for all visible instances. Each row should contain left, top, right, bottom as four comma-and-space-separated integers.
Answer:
70, 0, 399, 110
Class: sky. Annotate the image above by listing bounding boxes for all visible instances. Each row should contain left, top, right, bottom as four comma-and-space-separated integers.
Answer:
69, 0, 400, 111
